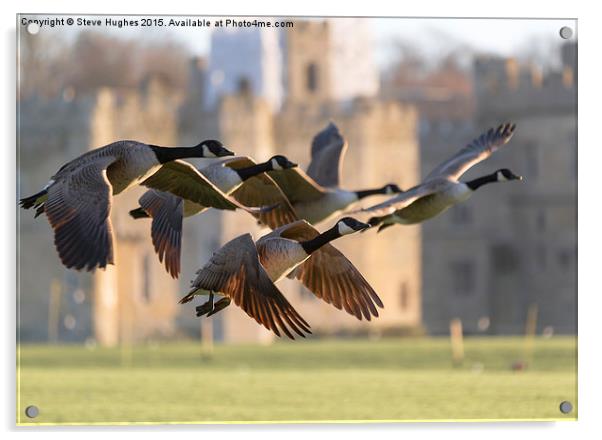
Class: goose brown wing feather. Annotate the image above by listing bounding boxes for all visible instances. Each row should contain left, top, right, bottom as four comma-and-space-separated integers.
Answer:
137, 190, 184, 278
44, 156, 117, 271
267, 168, 326, 204
274, 221, 383, 320
224, 158, 300, 229
142, 160, 261, 214
183, 234, 311, 339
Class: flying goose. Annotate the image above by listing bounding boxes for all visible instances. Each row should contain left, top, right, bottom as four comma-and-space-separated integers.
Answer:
360, 123, 522, 232
268, 122, 402, 225
128, 155, 300, 277
19, 139, 235, 271
180, 217, 383, 339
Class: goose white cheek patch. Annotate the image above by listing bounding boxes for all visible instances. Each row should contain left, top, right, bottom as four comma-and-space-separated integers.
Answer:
337, 222, 355, 235
271, 158, 282, 170
202, 145, 217, 158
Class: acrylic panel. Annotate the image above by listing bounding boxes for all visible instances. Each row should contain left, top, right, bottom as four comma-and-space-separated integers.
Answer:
16, 14, 577, 425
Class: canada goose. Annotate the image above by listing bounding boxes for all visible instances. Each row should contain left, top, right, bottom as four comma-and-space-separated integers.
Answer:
180, 217, 382, 339
19, 139, 234, 271
361, 123, 522, 232
268, 122, 402, 225
128, 155, 300, 277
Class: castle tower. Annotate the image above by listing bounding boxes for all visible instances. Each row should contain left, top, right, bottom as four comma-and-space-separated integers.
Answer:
91, 77, 182, 347
199, 19, 421, 342
284, 19, 379, 107
204, 28, 284, 111
215, 91, 277, 344
284, 21, 332, 106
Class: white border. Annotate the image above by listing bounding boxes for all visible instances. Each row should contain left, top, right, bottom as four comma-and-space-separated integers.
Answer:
3, 1, 598, 439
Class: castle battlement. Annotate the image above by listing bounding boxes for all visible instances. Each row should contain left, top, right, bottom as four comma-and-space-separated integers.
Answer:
473, 42, 576, 118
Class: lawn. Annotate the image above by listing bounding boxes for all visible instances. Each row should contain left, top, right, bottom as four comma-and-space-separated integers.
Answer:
17, 336, 577, 425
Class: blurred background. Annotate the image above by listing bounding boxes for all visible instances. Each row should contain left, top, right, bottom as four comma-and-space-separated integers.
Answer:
16, 16, 577, 423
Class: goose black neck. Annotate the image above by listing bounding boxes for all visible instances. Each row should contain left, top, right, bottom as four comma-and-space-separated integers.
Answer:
150, 145, 202, 164
355, 187, 387, 200
234, 161, 272, 181
300, 226, 341, 255
466, 173, 499, 191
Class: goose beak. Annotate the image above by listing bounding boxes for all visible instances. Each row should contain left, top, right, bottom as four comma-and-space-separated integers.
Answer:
358, 221, 371, 231
289, 161, 298, 168
219, 146, 235, 157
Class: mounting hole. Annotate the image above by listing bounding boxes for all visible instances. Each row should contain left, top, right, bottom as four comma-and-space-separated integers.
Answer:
559, 26, 573, 40
559, 400, 573, 414
26, 23, 40, 35
25, 405, 39, 418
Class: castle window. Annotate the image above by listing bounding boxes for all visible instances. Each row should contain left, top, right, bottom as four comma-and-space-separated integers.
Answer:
400, 282, 410, 311
536, 210, 546, 232
450, 260, 475, 296
306, 62, 318, 92
536, 244, 547, 270
237, 76, 251, 94
450, 205, 473, 225
525, 144, 539, 179
490, 243, 518, 274
142, 254, 151, 302
557, 248, 574, 270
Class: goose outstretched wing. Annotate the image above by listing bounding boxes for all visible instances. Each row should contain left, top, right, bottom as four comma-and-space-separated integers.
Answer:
306, 122, 348, 188
44, 155, 117, 271
181, 234, 311, 339
357, 182, 445, 217
425, 122, 517, 181
142, 160, 262, 214
223, 157, 300, 228
137, 189, 184, 278
267, 167, 326, 204
268, 220, 383, 320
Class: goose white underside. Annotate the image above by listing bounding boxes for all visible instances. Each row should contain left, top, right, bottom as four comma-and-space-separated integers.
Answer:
389, 182, 473, 224
200, 165, 243, 193
258, 238, 310, 283
295, 190, 359, 224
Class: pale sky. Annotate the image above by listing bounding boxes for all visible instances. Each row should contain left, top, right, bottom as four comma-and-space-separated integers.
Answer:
25, 15, 577, 69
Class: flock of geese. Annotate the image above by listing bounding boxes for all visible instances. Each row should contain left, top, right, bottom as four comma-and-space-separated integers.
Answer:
20, 121, 520, 339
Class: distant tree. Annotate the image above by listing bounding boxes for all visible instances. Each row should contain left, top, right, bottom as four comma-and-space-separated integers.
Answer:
18, 31, 70, 99
382, 38, 472, 97
19, 30, 190, 98
66, 32, 138, 91
516, 36, 561, 71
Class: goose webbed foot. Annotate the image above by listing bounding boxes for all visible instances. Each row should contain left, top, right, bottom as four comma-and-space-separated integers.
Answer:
195, 292, 215, 317
207, 298, 231, 317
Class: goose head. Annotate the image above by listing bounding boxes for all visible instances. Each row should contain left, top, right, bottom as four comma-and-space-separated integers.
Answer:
336, 217, 371, 235
496, 168, 523, 182
382, 183, 403, 195
269, 155, 298, 171
195, 140, 235, 158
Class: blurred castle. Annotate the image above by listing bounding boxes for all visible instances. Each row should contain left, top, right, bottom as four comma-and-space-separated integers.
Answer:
18, 77, 183, 344
417, 42, 577, 335
17, 20, 577, 344
18, 19, 421, 345
181, 20, 421, 342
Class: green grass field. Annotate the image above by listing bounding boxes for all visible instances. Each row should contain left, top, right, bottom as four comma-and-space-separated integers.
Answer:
17, 336, 577, 425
